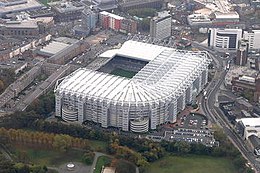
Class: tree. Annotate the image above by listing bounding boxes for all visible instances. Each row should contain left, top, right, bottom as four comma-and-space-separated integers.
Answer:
233, 155, 246, 171
139, 18, 150, 31
52, 134, 72, 152
14, 163, 30, 173
0, 80, 4, 93
82, 151, 95, 165
174, 141, 191, 154
0, 154, 15, 173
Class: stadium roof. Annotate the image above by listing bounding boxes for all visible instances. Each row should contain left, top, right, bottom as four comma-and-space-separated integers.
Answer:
99, 40, 165, 62
237, 118, 260, 127
56, 41, 211, 104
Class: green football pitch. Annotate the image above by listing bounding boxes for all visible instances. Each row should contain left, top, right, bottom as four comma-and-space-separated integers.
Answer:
110, 68, 137, 78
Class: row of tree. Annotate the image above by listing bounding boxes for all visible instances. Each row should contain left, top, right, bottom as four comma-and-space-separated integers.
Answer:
0, 111, 254, 173
0, 127, 89, 151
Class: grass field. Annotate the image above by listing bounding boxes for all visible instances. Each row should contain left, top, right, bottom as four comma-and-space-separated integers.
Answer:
94, 156, 112, 173
110, 68, 137, 78
13, 145, 84, 166
145, 155, 237, 173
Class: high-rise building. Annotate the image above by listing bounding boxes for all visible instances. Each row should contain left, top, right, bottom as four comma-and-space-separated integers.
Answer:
208, 28, 243, 50
150, 11, 172, 40
243, 30, 260, 50
235, 40, 249, 66
82, 8, 98, 32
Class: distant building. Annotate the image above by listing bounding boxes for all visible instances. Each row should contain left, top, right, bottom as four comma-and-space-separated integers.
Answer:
236, 118, 260, 139
187, 14, 212, 26
150, 11, 171, 40
0, 17, 54, 37
250, 0, 260, 9
120, 18, 137, 34
208, 28, 243, 50
99, 11, 137, 34
235, 40, 249, 66
47, 39, 89, 65
212, 12, 240, 26
72, 8, 98, 36
232, 76, 260, 102
82, 8, 98, 32
0, 0, 43, 17
119, 0, 163, 11
48, 1, 85, 22
26, 7, 54, 18
99, 11, 123, 31
243, 30, 260, 50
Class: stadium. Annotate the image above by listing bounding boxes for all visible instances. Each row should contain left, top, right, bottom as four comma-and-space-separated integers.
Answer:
55, 40, 212, 133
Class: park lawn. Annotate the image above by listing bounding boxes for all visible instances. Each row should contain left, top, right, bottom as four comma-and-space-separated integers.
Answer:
94, 156, 112, 173
145, 155, 237, 173
110, 68, 137, 78
13, 145, 83, 166
89, 140, 108, 152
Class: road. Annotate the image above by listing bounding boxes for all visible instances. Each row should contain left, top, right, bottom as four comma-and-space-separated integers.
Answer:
90, 152, 107, 173
193, 42, 260, 172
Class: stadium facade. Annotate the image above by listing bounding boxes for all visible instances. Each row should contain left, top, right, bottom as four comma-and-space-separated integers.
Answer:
55, 40, 212, 133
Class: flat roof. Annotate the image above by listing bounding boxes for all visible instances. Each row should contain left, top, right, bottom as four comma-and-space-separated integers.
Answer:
214, 12, 239, 19
39, 41, 70, 57
237, 118, 260, 127
100, 11, 124, 20
0, 0, 43, 16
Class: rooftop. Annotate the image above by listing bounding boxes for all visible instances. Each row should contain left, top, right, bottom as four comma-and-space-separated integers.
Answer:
237, 118, 260, 127
0, 17, 53, 28
214, 11, 239, 19
100, 11, 124, 20
39, 41, 70, 57
0, 0, 43, 16
48, 1, 84, 13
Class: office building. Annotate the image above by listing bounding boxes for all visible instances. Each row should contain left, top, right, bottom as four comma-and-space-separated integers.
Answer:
82, 8, 98, 32
243, 30, 260, 50
150, 11, 172, 40
236, 118, 260, 139
208, 28, 243, 50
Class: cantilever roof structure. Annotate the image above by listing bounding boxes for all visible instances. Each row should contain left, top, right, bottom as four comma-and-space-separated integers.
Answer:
56, 40, 211, 103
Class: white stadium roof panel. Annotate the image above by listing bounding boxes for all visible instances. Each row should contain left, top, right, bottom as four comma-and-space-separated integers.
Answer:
56, 41, 211, 104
